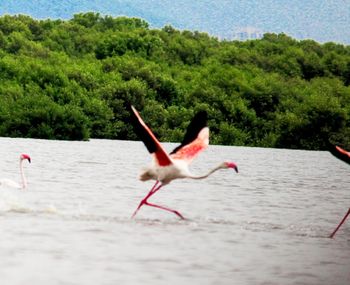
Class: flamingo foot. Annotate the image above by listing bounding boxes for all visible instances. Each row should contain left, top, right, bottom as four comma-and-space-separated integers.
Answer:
329, 208, 350, 238
145, 201, 185, 220
131, 181, 162, 219
131, 200, 145, 219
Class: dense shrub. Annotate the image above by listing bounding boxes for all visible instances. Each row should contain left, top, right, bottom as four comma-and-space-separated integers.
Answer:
0, 13, 349, 149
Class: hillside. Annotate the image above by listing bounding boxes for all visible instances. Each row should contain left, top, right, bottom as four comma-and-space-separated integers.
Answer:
0, 0, 349, 44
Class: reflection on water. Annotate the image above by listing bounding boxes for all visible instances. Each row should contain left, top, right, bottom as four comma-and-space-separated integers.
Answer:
0, 137, 349, 285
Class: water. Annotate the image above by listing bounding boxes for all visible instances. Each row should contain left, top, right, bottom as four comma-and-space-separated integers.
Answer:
0, 137, 349, 285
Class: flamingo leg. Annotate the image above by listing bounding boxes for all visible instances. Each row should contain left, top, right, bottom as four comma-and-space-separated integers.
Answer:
144, 201, 185, 220
329, 208, 350, 238
131, 180, 162, 218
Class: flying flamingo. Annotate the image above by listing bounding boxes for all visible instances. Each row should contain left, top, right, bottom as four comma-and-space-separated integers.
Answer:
328, 145, 350, 238
130, 105, 238, 219
0, 154, 31, 190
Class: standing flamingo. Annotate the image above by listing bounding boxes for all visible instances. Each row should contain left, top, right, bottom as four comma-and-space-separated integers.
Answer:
329, 145, 350, 238
130, 105, 238, 219
0, 154, 31, 190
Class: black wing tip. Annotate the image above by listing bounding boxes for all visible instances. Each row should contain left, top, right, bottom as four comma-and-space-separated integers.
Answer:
328, 143, 350, 165
193, 110, 208, 123
170, 109, 208, 154
128, 104, 158, 154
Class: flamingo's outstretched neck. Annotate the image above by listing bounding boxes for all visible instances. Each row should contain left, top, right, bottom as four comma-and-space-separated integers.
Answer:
19, 154, 30, 190
0, 154, 30, 190
20, 158, 27, 189
187, 162, 238, 180
329, 208, 350, 238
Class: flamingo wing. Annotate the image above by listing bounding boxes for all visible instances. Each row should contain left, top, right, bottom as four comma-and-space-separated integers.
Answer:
130, 105, 172, 166
329, 144, 350, 165
170, 111, 209, 164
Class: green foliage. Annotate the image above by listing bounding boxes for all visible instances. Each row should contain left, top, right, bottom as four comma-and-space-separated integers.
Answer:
0, 13, 349, 149
0, 95, 89, 140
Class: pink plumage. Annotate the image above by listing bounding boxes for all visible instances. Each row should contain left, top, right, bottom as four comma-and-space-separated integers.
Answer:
130, 106, 238, 219
0, 154, 31, 190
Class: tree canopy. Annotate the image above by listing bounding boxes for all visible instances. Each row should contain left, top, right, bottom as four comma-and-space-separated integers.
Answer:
0, 13, 349, 149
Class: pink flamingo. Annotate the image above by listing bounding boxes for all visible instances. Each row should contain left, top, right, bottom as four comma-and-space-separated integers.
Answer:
329, 145, 350, 238
130, 106, 238, 219
0, 154, 31, 190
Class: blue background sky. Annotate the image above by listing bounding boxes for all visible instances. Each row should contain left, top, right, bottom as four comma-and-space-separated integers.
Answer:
0, 0, 349, 44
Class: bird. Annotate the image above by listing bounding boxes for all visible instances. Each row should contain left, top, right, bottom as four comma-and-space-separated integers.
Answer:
329, 144, 350, 165
0, 154, 31, 190
129, 105, 238, 219
328, 144, 350, 238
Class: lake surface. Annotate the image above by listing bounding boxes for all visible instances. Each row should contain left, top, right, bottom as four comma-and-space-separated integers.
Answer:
0, 137, 349, 285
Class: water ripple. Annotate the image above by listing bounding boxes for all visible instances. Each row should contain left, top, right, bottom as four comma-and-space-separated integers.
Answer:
0, 138, 349, 285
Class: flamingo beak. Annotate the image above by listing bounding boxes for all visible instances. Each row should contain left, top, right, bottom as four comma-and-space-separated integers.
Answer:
226, 162, 238, 173
21, 154, 31, 163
